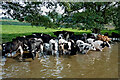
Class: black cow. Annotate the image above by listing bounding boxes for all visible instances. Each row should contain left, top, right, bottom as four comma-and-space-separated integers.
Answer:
32, 33, 55, 43
87, 33, 96, 39
69, 33, 88, 43
69, 34, 80, 42
53, 31, 74, 40
111, 32, 120, 41
104, 32, 109, 36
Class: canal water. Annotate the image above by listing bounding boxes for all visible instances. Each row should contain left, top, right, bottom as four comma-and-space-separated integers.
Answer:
0, 42, 119, 78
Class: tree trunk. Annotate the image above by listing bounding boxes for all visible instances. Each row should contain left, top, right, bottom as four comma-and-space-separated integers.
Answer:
92, 28, 101, 34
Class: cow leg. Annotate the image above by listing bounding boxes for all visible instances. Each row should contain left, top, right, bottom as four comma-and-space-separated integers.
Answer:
107, 42, 111, 48
40, 44, 46, 58
52, 51, 54, 55
32, 52, 35, 60
18, 46, 24, 60
31, 50, 36, 60
98, 47, 103, 51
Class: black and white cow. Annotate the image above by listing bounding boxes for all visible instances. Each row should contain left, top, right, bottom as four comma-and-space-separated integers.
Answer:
32, 33, 55, 43
49, 39, 59, 55
15, 36, 44, 60
92, 40, 111, 51
87, 38, 96, 44
27, 38, 44, 59
68, 39, 77, 55
87, 33, 96, 39
76, 43, 96, 54
59, 39, 76, 55
76, 40, 84, 45
76, 39, 96, 54
14, 36, 30, 51
69, 34, 81, 42
53, 31, 74, 40
43, 43, 51, 55
69, 33, 87, 43
2, 39, 24, 60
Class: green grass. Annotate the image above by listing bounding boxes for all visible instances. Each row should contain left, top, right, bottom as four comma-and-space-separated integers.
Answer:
1, 25, 119, 43
0, 20, 31, 26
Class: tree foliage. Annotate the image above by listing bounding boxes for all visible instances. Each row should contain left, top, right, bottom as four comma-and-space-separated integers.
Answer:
1, 2, 119, 31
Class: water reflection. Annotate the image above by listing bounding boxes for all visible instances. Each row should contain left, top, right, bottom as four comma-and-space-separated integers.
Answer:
1, 42, 119, 78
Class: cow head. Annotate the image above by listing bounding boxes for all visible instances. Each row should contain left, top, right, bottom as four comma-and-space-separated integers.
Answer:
81, 45, 90, 54
59, 43, 64, 50
77, 44, 90, 54
101, 41, 111, 48
89, 44, 96, 51
58, 34, 64, 39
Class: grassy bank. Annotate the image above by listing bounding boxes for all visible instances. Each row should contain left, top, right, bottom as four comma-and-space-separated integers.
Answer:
1, 25, 119, 43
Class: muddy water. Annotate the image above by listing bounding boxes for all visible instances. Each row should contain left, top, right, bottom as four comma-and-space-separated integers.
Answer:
1, 42, 119, 78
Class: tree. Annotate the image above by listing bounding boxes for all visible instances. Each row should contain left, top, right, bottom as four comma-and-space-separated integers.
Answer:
1, 2, 119, 33
70, 2, 118, 33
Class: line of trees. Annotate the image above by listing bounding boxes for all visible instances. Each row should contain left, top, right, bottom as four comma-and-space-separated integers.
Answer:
1, 2, 119, 33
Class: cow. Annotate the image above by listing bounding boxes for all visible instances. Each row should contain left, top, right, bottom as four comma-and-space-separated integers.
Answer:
76, 40, 96, 54
68, 39, 77, 55
59, 39, 71, 55
92, 40, 111, 51
77, 43, 96, 54
79, 33, 87, 42
87, 33, 96, 39
27, 38, 44, 60
43, 43, 51, 55
87, 38, 96, 44
32, 33, 55, 43
111, 32, 120, 41
49, 39, 59, 55
53, 31, 74, 40
15, 36, 44, 60
76, 43, 94, 54
91, 33, 99, 39
97, 35, 111, 42
13, 36, 30, 51
59, 39, 67, 55
70, 33, 88, 43
59, 39, 76, 55
69, 34, 81, 42
104, 32, 109, 36
76, 40, 84, 45
2, 39, 24, 60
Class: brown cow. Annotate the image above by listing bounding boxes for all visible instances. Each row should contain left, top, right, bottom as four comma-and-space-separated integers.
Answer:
97, 35, 111, 42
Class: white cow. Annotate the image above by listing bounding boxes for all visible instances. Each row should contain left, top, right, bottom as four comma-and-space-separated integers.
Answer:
92, 40, 111, 51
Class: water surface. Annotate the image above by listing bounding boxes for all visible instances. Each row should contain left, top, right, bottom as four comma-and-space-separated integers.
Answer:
1, 42, 119, 78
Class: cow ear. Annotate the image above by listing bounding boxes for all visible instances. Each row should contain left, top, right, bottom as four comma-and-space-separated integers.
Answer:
41, 33, 43, 36
93, 39, 96, 42
23, 36, 26, 38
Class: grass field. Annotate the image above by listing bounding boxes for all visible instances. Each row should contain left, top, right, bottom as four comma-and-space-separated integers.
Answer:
1, 25, 119, 43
